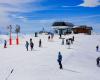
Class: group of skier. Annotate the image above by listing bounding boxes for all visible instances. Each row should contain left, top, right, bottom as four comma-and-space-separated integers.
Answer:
62, 36, 74, 48
25, 38, 42, 51
3, 34, 100, 69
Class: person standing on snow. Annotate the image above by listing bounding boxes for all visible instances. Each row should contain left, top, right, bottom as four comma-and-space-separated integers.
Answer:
96, 45, 99, 52
96, 57, 100, 66
57, 52, 63, 69
48, 35, 50, 40
72, 36, 74, 41
25, 41, 29, 51
39, 39, 42, 47
59, 34, 62, 38
30, 38, 34, 51
30, 41, 34, 51
4, 40, 7, 48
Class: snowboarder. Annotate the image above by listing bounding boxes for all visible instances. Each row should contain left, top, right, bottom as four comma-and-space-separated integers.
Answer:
96, 45, 99, 52
39, 39, 42, 47
25, 41, 29, 51
4, 40, 7, 48
57, 52, 63, 69
96, 57, 100, 66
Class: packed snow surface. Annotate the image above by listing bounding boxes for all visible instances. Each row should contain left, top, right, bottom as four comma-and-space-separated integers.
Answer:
0, 34, 100, 80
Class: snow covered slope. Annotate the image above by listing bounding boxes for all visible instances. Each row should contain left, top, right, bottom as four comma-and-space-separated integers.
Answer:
0, 34, 100, 80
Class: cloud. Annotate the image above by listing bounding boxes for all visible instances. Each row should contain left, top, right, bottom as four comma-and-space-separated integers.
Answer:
0, 0, 45, 30
78, 15, 100, 19
0, 0, 40, 5
79, 0, 100, 7
62, 5, 77, 8
0, 0, 44, 13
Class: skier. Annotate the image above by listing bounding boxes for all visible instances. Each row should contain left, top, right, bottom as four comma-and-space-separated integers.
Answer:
35, 32, 38, 37
30, 38, 32, 43
4, 40, 7, 48
96, 45, 99, 52
39, 39, 42, 47
48, 35, 50, 40
96, 57, 100, 66
72, 36, 74, 41
57, 52, 63, 69
59, 34, 62, 38
25, 41, 29, 51
30, 38, 34, 51
30, 41, 34, 51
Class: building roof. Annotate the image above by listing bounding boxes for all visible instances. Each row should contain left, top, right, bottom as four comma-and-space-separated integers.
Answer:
73, 25, 93, 30
52, 22, 74, 27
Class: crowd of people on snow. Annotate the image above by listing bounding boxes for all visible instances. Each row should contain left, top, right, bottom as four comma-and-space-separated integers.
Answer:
2, 33, 100, 69
25, 38, 42, 51
61, 36, 74, 49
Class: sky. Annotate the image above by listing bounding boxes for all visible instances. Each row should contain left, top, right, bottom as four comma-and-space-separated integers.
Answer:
0, 0, 100, 33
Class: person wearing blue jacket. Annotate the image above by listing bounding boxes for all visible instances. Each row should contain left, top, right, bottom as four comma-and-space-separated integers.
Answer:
25, 41, 29, 51
57, 52, 63, 69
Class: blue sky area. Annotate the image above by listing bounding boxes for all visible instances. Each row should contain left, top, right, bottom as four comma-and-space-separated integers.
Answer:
0, 0, 100, 33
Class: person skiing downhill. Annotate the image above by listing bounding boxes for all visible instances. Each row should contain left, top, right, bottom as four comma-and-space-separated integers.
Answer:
57, 52, 63, 69
25, 41, 29, 51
